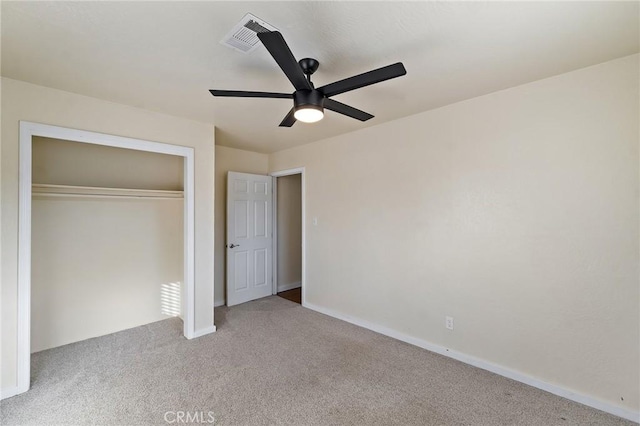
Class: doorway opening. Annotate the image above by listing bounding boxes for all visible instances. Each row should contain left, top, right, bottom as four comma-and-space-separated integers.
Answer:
271, 169, 304, 305
274, 174, 302, 304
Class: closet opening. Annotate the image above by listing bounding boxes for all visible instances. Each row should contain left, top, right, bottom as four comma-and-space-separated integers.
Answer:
16, 121, 196, 396
31, 136, 185, 352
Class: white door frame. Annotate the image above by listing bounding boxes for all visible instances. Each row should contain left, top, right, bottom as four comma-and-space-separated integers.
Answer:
270, 167, 306, 306
16, 121, 196, 396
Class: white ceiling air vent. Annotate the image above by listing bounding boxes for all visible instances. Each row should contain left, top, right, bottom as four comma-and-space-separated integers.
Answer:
220, 13, 279, 53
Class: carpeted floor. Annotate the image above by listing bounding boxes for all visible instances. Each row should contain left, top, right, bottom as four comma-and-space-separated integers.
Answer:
0, 296, 633, 425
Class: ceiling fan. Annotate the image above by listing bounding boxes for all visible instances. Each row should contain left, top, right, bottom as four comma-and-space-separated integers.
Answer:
210, 31, 407, 127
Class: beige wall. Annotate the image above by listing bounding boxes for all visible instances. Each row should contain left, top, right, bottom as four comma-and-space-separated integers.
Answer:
31, 197, 183, 352
1, 78, 215, 392
276, 174, 302, 291
30, 138, 184, 352
214, 145, 269, 305
33, 136, 184, 190
269, 55, 639, 412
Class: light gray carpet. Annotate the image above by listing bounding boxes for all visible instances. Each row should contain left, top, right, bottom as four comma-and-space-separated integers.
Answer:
0, 296, 634, 425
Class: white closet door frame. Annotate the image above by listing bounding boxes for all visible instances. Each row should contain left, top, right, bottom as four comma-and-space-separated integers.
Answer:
16, 121, 197, 397
270, 167, 306, 306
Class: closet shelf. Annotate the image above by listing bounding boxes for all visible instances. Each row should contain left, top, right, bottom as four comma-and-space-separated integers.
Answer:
32, 184, 184, 200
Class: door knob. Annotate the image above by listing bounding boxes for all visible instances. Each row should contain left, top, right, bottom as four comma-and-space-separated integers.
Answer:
229, 244, 240, 249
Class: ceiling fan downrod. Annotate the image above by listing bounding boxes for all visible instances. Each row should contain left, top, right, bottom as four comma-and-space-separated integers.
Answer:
298, 57, 320, 85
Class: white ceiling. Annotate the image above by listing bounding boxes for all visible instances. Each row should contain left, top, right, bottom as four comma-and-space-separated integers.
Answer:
2, 1, 638, 153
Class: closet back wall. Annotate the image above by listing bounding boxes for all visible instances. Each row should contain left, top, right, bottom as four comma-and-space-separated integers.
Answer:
31, 137, 184, 352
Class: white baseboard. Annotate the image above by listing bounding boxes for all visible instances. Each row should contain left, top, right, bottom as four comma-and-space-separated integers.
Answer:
1, 386, 20, 400
191, 325, 216, 339
277, 281, 301, 293
214, 299, 225, 308
304, 302, 639, 424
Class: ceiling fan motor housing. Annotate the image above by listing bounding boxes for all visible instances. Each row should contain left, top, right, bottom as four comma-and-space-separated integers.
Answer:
294, 89, 324, 112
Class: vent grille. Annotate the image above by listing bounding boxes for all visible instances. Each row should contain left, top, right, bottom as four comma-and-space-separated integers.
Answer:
220, 13, 278, 53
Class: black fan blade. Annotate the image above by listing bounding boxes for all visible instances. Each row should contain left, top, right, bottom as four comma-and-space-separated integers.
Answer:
257, 31, 312, 91
324, 98, 374, 122
209, 90, 292, 99
279, 108, 297, 127
318, 62, 406, 97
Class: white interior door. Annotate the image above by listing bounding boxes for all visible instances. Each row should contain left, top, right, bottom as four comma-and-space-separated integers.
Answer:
226, 172, 272, 306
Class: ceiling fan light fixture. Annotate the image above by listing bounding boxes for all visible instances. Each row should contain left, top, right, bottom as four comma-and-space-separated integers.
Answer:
294, 106, 324, 123
293, 89, 325, 123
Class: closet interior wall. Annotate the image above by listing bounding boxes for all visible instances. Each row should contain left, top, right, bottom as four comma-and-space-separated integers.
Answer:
31, 137, 184, 352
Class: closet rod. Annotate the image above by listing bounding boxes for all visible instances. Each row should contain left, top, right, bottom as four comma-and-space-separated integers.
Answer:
32, 184, 184, 199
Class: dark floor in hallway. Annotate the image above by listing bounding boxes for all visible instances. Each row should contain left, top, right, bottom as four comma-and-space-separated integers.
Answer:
277, 287, 301, 304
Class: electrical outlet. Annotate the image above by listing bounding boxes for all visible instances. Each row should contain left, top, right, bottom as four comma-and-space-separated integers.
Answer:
445, 316, 454, 330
